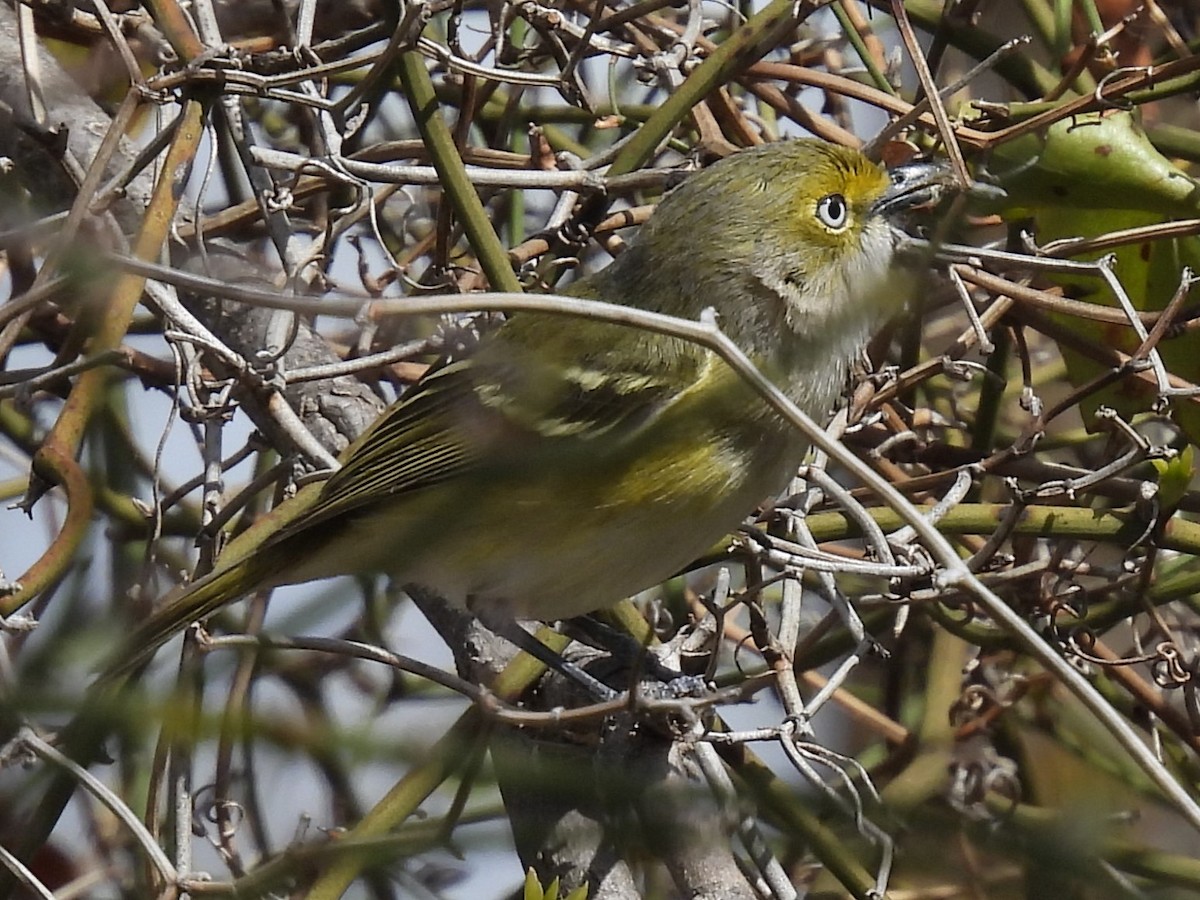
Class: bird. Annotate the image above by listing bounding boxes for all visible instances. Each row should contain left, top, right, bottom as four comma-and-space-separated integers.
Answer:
104, 138, 945, 680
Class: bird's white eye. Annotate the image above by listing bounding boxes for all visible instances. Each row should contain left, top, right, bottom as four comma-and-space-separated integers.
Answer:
816, 193, 848, 230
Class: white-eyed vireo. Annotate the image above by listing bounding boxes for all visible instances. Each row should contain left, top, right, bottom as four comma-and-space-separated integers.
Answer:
109, 139, 943, 676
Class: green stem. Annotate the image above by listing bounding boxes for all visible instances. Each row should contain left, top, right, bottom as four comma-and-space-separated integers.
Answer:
878, 0, 1061, 98
971, 324, 1010, 452
607, 0, 800, 177
831, 1, 896, 95
397, 53, 522, 293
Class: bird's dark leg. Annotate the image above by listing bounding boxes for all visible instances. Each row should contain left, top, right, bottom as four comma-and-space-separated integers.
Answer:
560, 616, 684, 681
474, 609, 621, 703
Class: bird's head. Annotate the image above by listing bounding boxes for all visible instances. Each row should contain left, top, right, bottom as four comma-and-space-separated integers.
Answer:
602, 140, 948, 358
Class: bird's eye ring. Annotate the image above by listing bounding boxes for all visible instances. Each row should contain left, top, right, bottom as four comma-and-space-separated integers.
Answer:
816, 193, 848, 231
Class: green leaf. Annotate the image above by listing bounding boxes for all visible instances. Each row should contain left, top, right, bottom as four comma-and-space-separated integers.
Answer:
523, 868, 544, 900
1152, 445, 1195, 510
987, 110, 1200, 216
524, 869, 585, 900
988, 111, 1200, 445
521, 869, 588, 900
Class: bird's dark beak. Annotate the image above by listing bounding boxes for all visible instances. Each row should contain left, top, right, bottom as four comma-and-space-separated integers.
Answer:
873, 160, 956, 218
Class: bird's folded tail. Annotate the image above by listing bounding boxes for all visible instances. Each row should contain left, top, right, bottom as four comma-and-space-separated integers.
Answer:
98, 555, 271, 686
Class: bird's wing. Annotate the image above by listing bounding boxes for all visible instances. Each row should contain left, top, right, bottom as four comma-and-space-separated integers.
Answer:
280, 312, 704, 533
